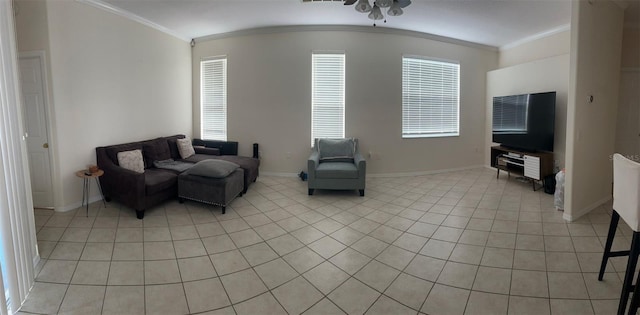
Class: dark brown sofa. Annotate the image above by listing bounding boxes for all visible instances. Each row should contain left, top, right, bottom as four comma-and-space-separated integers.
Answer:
96, 135, 259, 219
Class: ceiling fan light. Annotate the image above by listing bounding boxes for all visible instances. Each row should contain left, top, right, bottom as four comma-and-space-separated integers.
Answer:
368, 4, 383, 20
376, 0, 393, 8
388, 2, 403, 16
355, 0, 372, 13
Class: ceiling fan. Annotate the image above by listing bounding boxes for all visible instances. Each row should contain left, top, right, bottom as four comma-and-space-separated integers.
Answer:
344, 0, 412, 25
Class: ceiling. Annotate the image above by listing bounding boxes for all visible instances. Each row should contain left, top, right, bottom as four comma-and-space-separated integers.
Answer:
95, 0, 634, 48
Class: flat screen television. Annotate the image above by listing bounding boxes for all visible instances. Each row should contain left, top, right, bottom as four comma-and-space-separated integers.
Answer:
492, 91, 556, 152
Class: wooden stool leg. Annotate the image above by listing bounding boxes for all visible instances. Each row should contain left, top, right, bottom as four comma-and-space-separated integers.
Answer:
619, 232, 640, 315
600, 211, 621, 280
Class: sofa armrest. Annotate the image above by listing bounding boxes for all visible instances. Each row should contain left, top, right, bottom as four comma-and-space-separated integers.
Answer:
96, 147, 146, 210
194, 146, 220, 156
354, 153, 366, 174
308, 151, 320, 180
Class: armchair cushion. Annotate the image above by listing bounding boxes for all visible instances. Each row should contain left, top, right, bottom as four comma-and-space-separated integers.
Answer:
316, 162, 359, 179
318, 138, 356, 162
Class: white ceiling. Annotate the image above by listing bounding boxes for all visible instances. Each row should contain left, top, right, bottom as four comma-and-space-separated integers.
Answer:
97, 0, 575, 48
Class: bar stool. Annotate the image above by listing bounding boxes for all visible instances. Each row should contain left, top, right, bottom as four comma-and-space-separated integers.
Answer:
599, 153, 640, 315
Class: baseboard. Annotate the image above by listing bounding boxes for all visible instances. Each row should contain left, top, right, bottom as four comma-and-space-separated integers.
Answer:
563, 195, 612, 222
57, 195, 104, 213
262, 165, 485, 178
260, 172, 299, 177
32, 254, 40, 268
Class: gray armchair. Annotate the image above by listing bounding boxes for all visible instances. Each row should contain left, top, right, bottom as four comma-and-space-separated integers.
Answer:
308, 138, 366, 196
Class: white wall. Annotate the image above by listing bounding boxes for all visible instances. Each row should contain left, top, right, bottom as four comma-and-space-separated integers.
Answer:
39, 1, 192, 210
486, 54, 569, 169
565, 0, 624, 220
499, 30, 571, 68
615, 7, 640, 159
192, 30, 498, 175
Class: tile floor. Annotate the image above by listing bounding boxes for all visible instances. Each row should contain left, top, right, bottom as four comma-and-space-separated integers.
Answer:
18, 168, 631, 314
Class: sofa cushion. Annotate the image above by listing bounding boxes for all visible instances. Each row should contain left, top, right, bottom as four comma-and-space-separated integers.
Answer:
177, 137, 195, 159
166, 136, 185, 160
186, 159, 240, 178
318, 138, 356, 162
117, 149, 145, 173
143, 139, 172, 167
315, 162, 358, 179
145, 169, 178, 195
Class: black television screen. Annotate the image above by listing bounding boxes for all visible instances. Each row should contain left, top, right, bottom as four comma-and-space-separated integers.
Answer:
492, 91, 556, 152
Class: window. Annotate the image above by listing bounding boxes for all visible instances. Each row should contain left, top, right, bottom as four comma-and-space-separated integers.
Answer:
200, 57, 227, 141
402, 57, 460, 138
312, 53, 345, 145
493, 94, 529, 133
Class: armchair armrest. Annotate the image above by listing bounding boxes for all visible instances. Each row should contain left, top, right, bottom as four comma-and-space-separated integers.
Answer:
308, 151, 320, 181
354, 153, 366, 174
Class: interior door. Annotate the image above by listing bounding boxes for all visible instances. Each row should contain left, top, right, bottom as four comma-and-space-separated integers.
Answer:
19, 54, 53, 208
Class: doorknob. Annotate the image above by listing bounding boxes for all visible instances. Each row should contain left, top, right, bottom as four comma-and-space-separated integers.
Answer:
42, 143, 48, 149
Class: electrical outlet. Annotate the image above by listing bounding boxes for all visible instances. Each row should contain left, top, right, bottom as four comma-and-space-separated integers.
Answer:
286, 152, 291, 159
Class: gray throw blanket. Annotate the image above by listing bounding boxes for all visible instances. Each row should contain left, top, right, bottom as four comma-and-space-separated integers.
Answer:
153, 159, 194, 173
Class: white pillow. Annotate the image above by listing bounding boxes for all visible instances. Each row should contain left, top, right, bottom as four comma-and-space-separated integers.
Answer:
176, 137, 195, 159
117, 149, 144, 173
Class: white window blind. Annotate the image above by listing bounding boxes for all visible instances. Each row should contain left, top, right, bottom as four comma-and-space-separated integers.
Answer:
493, 94, 529, 133
312, 53, 345, 145
201, 57, 227, 141
402, 57, 460, 138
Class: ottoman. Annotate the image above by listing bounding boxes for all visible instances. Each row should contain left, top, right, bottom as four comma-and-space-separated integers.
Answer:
178, 168, 244, 214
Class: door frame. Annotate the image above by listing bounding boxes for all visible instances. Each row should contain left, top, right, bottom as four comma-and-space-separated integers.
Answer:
18, 50, 58, 210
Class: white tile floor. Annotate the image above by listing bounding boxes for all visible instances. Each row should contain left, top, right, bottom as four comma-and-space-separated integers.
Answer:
18, 168, 631, 314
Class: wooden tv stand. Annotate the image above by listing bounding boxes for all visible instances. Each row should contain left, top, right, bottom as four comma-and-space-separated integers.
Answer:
490, 146, 554, 191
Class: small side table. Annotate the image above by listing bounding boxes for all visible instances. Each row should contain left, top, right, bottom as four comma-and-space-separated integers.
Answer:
75, 169, 106, 216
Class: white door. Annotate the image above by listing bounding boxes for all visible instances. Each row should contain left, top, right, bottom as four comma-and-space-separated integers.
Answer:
19, 54, 53, 208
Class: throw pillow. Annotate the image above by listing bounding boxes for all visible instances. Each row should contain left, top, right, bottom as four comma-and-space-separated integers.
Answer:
117, 149, 145, 173
318, 138, 356, 161
177, 137, 195, 159
186, 159, 240, 178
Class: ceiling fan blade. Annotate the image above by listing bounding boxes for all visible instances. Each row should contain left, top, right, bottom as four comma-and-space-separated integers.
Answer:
396, 0, 411, 8
344, 0, 357, 5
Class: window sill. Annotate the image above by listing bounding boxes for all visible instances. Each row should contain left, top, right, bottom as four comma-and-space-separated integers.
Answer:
402, 133, 459, 139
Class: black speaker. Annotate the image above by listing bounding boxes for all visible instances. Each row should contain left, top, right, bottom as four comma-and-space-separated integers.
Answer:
253, 143, 259, 159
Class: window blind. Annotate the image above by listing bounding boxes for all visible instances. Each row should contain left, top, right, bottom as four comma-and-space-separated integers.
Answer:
493, 94, 529, 133
201, 58, 227, 141
312, 53, 345, 145
402, 57, 460, 138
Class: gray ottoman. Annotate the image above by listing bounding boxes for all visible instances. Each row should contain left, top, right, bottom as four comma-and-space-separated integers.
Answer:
178, 168, 244, 214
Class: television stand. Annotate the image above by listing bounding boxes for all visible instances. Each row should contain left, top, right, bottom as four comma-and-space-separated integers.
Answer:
490, 146, 553, 191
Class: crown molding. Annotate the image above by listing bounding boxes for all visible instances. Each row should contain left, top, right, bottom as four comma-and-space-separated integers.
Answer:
499, 24, 570, 51
77, 0, 190, 42
194, 25, 499, 52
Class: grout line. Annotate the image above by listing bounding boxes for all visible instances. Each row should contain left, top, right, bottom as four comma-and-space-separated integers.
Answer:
25, 170, 614, 314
